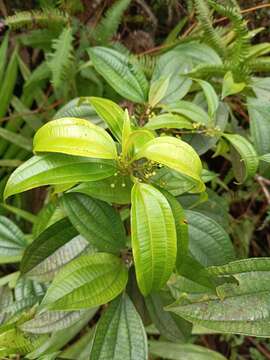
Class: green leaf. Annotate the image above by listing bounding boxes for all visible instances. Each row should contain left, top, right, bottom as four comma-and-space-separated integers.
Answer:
144, 113, 193, 130
260, 153, 270, 163
90, 293, 147, 360
194, 79, 219, 119
148, 77, 170, 107
0, 159, 22, 168
33, 118, 117, 159
53, 97, 101, 123
20, 218, 78, 274
247, 97, 270, 155
4, 154, 115, 199
88, 46, 149, 103
150, 51, 192, 104
71, 174, 133, 204
223, 133, 259, 182
131, 183, 177, 296
26, 235, 89, 283
0, 47, 18, 118
135, 136, 205, 192
0, 216, 27, 264
0, 34, 8, 85
221, 71, 246, 99
0, 128, 32, 151
168, 258, 270, 337
164, 100, 210, 125
47, 27, 74, 90
32, 201, 65, 237
150, 167, 198, 196
26, 310, 94, 359
87, 97, 124, 141
0, 203, 37, 224
60, 193, 126, 253
145, 290, 191, 342
21, 309, 96, 334
186, 210, 235, 267
40, 253, 128, 310
93, 0, 131, 45
149, 341, 227, 360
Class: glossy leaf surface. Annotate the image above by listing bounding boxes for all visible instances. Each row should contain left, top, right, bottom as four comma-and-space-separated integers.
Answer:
135, 136, 205, 192
131, 183, 177, 296
33, 118, 117, 159
4, 154, 115, 199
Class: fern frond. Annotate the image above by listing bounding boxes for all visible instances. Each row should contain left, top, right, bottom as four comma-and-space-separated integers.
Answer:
187, 63, 229, 78
208, 0, 250, 80
250, 57, 270, 73
93, 0, 131, 45
46, 27, 74, 90
19, 29, 60, 51
5, 9, 69, 30
193, 0, 225, 57
135, 54, 157, 79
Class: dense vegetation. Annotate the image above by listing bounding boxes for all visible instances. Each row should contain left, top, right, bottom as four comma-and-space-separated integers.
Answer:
1, 0, 270, 359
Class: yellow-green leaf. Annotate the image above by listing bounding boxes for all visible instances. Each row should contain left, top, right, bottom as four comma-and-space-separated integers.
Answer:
135, 136, 205, 192
131, 183, 177, 296
40, 253, 128, 310
33, 118, 117, 159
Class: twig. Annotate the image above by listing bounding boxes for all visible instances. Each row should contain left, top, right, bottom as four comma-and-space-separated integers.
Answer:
0, 99, 63, 123
248, 337, 270, 360
135, 0, 158, 31
139, 3, 270, 56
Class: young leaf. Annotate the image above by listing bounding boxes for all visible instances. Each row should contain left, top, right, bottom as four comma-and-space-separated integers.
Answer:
149, 341, 227, 360
194, 79, 219, 119
221, 71, 246, 98
148, 77, 170, 108
168, 258, 270, 337
60, 193, 126, 253
40, 253, 128, 310
88, 46, 149, 103
33, 118, 118, 159
87, 97, 124, 141
186, 210, 235, 267
71, 174, 133, 205
223, 133, 259, 182
135, 136, 205, 192
90, 294, 147, 360
0, 216, 27, 264
131, 183, 177, 296
4, 154, 116, 199
20, 218, 78, 275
